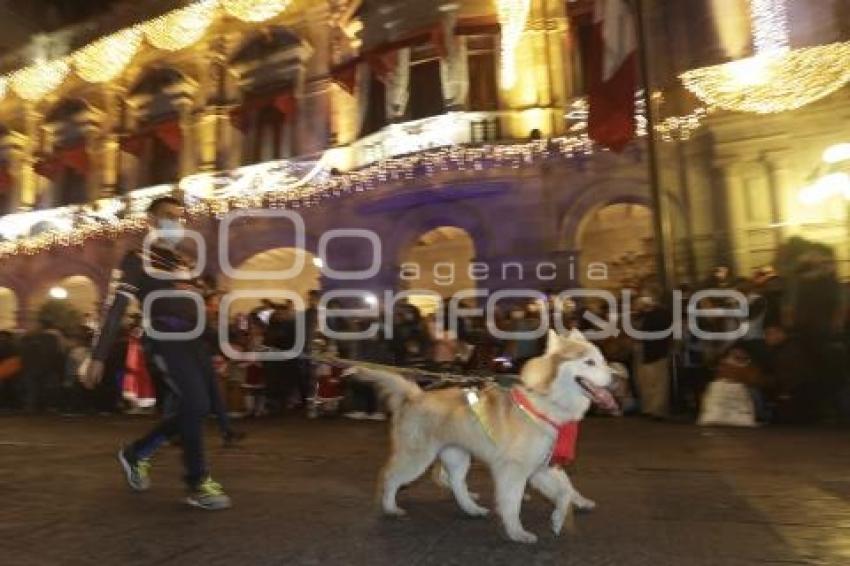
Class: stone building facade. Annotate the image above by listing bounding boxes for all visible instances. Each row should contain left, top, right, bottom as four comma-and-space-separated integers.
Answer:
0, 0, 847, 327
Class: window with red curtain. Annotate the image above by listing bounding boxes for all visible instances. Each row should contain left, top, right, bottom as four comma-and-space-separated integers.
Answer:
58, 168, 87, 205
243, 103, 291, 165
466, 35, 500, 111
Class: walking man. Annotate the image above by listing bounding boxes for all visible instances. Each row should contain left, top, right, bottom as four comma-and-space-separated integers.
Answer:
82, 196, 231, 510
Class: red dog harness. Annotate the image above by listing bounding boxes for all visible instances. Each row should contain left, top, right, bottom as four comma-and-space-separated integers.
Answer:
510, 388, 579, 466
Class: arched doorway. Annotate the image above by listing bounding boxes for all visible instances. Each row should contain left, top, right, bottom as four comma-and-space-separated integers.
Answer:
577, 203, 655, 289
32, 275, 100, 330
219, 247, 321, 315
0, 288, 18, 330
399, 226, 476, 314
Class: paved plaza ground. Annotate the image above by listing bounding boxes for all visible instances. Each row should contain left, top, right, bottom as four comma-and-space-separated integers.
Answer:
0, 414, 848, 565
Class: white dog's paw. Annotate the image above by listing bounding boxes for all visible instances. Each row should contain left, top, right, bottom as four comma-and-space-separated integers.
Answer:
382, 506, 408, 518
506, 529, 538, 544
463, 503, 490, 518
572, 493, 596, 512
551, 508, 567, 535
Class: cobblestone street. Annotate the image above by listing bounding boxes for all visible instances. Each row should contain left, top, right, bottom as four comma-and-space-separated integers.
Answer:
1, 415, 848, 566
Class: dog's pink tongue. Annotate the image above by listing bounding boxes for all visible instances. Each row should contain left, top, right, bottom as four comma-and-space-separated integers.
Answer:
588, 383, 619, 413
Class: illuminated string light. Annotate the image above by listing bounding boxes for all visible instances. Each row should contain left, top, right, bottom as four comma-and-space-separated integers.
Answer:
0, 136, 597, 259
72, 28, 143, 83
750, 0, 789, 55
494, 0, 531, 90
221, 0, 293, 23
9, 59, 70, 101
681, 0, 850, 113
143, 0, 218, 52
681, 42, 850, 114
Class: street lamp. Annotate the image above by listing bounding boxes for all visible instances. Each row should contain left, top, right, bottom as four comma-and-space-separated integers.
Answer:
797, 143, 850, 205
49, 286, 68, 300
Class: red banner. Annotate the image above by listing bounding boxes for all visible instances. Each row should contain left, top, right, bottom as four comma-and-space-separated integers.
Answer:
120, 134, 146, 156
0, 163, 12, 193
60, 146, 89, 175
230, 89, 296, 131
330, 60, 359, 94
154, 120, 182, 153
33, 157, 63, 180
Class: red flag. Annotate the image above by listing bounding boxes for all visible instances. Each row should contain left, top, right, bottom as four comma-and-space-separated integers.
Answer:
154, 120, 182, 152
587, 0, 638, 152
273, 93, 295, 115
59, 145, 89, 175
120, 134, 146, 156
0, 162, 12, 193
331, 60, 359, 95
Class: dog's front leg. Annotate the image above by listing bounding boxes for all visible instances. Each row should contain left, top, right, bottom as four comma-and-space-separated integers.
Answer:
559, 469, 596, 511
530, 467, 573, 536
494, 467, 537, 544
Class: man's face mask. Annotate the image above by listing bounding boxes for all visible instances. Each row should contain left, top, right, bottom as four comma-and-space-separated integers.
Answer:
157, 218, 184, 247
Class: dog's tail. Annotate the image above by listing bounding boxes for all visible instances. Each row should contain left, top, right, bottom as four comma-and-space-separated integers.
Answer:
344, 365, 422, 414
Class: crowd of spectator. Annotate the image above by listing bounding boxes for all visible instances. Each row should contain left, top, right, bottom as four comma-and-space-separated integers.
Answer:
1, 259, 848, 426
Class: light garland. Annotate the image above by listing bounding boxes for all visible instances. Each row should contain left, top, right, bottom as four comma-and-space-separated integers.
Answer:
681, 0, 850, 114
221, 0, 292, 23
494, 0, 531, 90
656, 107, 711, 142
0, 0, 302, 102
9, 59, 70, 101
72, 28, 143, 83
0, 136, 596, 260
680, 42, 850, 114
142, 0, 219, 52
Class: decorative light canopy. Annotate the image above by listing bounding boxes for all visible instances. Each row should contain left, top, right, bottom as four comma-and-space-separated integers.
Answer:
10, 59, 70, 101
681, 0, 850, 114
142, 0, 219, 52
494, 0, 531, 90
221, 0, 292, 23
72, 28, 143, 83
681, 42, 850, 114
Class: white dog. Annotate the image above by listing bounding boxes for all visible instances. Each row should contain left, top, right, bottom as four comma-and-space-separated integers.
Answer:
350, 329, 617, 543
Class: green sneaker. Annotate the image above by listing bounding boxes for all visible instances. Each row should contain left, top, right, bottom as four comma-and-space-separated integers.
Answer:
186, 477, 232, 510
117, 448, 151, 492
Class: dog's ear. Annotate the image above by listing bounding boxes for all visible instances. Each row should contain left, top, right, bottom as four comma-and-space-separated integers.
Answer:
545, 329, 560, 355
520, 356, 556, 394
568, 328, 587, 342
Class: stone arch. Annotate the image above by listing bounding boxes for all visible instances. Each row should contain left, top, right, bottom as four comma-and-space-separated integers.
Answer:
219, 246, 322, 314
388, 197, 492, 265
31, 275, 101, 320
219, 214, 322, 273
398, 226, 477, 312
558, 176, 651, 251
127, 65, 197, 100
230, 26, 303, 65
30, 258, 109, 305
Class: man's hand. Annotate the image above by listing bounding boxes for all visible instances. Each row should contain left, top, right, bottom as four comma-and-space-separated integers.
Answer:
81, 359, 105, 390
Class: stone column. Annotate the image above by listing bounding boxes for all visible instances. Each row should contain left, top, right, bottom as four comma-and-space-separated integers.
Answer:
714, 159, 749, 275
18, 105, 43, 209
762, 150, 794, 245
82, 123, 101, 203
0, 132, 27, 211
99, 84, 126, 197
174, 96, 196, 177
